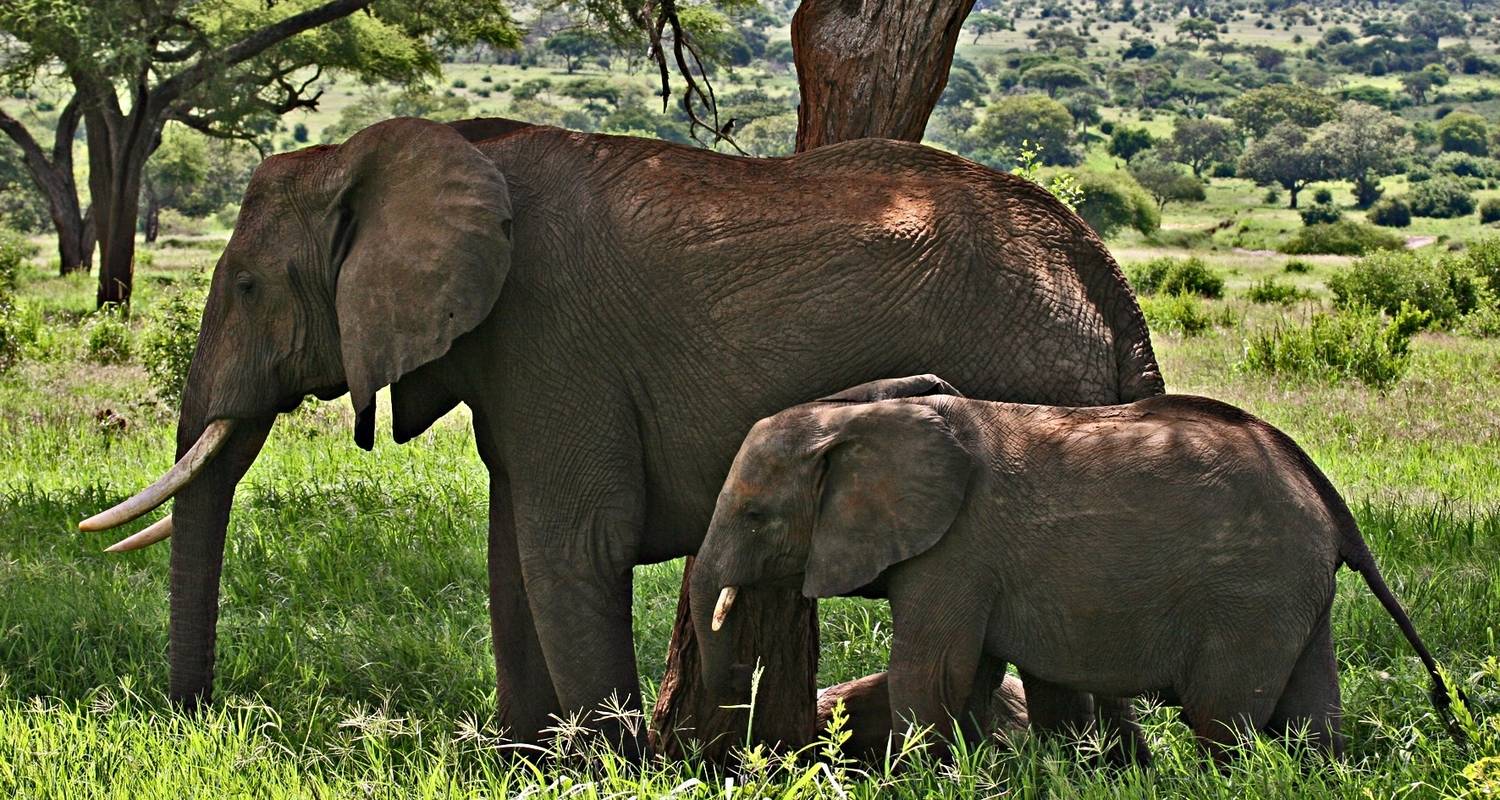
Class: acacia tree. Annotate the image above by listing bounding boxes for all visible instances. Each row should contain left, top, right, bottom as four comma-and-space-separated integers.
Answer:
1239, 122, 1330, 209
1162, 116, 1237, 177
1313, 102, 1413, 208
0, 0, 518, 305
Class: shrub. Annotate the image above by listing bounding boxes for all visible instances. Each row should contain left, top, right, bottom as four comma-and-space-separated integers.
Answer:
1280, 220, 1405, 256
1433, 151, 1496, 178
1482, 198, 1500, 224
1312, 188, 1334, 205
141, 277, 207, 404
1071, 170, 1160, 239
1127, 256, 1224, 298
1140, 293, 1212, 336
1461, 304, 1500, 337
1284, 259, 1313, 274
85, 306, 133, 365
1263, 187, 1281, 204
1326, 250, 1484, 327
0, 227, 34, 290
1367, 197, 1412, 228
1299, 202, 1343, 226
1241, 303, 1429, 387
1246, 276, 1309, 304
1407, 178, 1477, 218
1459, 237, 1500, 298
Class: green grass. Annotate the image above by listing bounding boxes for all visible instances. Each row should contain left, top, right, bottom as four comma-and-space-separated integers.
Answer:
2, 236, 1499, 796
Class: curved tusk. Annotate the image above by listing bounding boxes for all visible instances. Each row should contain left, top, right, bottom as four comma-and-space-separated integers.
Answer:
79, 419, 236, 532
105, 515, 174, 553
711, 586, 738, 632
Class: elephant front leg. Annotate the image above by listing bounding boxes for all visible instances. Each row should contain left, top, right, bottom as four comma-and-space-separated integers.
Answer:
486, 469, 561, 742
886, 594, 992, 758
514, 493, 647, 757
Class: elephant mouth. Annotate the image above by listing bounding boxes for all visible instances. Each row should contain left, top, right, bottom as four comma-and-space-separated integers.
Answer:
77, 418, 238, 551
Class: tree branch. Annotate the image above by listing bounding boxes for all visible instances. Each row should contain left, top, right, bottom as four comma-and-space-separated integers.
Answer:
150, 0, 372, 115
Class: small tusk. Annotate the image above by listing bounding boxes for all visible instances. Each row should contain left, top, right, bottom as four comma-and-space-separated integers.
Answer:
104, 515, 174, 553
79, 419, 235, 532
711, 586, 738, 632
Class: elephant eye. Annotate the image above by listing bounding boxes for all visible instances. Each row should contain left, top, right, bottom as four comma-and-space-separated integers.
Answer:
234, 272, 255, 295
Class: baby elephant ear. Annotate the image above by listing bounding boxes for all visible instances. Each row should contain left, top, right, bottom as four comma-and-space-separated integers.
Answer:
818, 374, 965, 403
803, 402, 972, 598
330, 117, 514, 417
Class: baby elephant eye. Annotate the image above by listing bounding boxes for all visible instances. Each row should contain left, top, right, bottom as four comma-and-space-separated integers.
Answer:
234, 272, 255, 294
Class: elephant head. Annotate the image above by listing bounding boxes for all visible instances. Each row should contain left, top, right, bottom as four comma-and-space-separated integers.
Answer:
691, 398, 973, 700
77, 117, 514, 705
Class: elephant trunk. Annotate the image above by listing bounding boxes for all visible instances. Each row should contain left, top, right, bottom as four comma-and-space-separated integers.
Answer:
165, 384, 274, 706
689, 556, 752, 704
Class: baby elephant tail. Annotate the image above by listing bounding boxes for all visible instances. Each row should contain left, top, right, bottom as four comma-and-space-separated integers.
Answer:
1272, 423, 1464, 726
1341, 542, 1459, 717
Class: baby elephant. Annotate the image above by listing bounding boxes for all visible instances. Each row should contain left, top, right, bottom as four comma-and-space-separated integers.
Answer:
692, 378, 1453, 762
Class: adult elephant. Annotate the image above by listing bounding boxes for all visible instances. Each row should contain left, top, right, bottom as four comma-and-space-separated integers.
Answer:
79, 117, 1163, 754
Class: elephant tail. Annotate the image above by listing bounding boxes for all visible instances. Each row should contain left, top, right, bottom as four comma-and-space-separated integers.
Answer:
1285, 431, 1465, 724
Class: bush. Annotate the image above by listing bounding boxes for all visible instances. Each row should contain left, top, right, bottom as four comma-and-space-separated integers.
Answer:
1456, 237, 1500, 302
1280, 220, 1405, 256
0, 227, 34, 290
1481, 198, 1500, 224
141, 276, 207, 404
1299, 202, 1343, 226
1245, 276, 1310, 304
1326, 250, 1484, 327
1407, 178, 1477, 218
1284, 259, 1313, 274
1140, 293, 1214, 336
1127, 256, 1224, 298
1071, 170, 1160, 239
1367, 197, 1412, 228
1312, 188, 1334, 205
1433, 151, 1496, 178
1241, 304, 1429, 387
85, 306, 133, 365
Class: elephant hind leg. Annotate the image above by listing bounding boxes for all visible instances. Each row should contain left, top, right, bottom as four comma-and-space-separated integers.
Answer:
1020, 673, 1151, 768
1179, 666, 1283, 766
1263, 619, 1344, 758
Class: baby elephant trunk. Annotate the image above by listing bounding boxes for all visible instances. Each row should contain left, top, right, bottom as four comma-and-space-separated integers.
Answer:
688, 558, 757, 704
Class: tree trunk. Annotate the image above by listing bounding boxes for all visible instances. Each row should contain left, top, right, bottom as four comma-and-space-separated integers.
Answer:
87, 107, 156, 307
144, 190, 162, 244
791, 0, 978, 151
652, 0, 976, 761
0, 99, 93, 274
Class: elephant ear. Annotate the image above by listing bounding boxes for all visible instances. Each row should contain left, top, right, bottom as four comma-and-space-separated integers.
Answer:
818, 374, 965, 403
803, 402, 973, 598
329, 117, 513, 418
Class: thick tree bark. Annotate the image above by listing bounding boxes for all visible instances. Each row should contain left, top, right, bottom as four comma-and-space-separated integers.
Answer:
87, 103, 157, 307
791, 0, 977, 152
652, 0, 977, 761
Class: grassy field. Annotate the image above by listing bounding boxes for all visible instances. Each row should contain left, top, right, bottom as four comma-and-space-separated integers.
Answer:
1, 233, 1498, 797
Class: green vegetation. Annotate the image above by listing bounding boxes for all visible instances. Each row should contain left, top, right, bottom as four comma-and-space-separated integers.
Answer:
1139, 292, 1214, 336
1127, 256, 1225, 299
1241, 303, 1428, 387
1280, 220, 1406, 256
1327, 249, 1490, 328
1245, 276, 1310, 305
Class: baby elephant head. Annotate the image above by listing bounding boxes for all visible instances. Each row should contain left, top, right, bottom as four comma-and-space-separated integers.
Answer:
691, 399, 973, 695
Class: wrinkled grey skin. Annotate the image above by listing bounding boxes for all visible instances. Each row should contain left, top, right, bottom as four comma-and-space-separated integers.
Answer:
693, 385, 1449, 762
153, 116, 1163, 753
